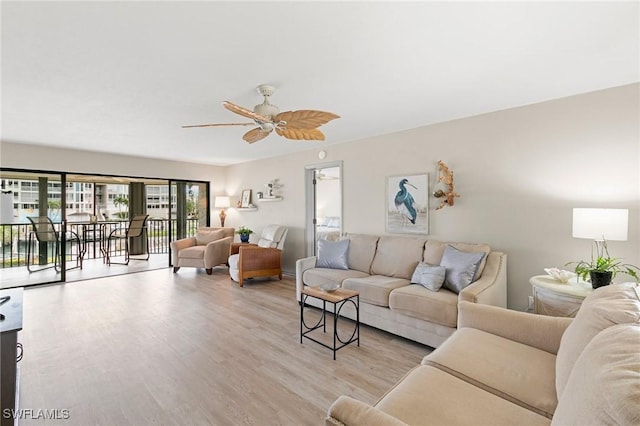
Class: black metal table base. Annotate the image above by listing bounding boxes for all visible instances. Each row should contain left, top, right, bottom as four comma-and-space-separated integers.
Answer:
300, 293, 359, 360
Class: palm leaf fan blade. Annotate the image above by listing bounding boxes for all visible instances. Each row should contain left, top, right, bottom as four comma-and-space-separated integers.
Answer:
274, 110, 340, 129
243, 128, 271, 144
223, 101, 270, 123
275, 127, 325, 141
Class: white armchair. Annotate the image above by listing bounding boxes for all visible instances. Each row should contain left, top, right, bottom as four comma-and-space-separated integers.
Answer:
228, 224, 288, 287
171, 227, 234, 275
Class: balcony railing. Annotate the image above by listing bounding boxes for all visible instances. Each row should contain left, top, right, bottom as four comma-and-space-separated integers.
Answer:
0, 219, 200, 268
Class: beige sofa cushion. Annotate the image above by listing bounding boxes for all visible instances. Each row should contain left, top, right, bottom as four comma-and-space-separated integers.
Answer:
423, 328, 558, 418
370, 236, 427, 279
342, 233, 379, 273
342, 276, 410, 307
327, 396, 409, 426
179, 245, 206, 259
302, 268, 369, 289
195, 228, 225, 245
374, 365, 550, 426
552, 324, 640, 426
423, 240, 491, 280
388, 285, 459, 327
555, 282, 640, 399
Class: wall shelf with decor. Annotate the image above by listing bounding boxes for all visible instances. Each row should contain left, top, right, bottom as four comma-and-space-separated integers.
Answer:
237, 207, 258, 211
258, 197, 283, 202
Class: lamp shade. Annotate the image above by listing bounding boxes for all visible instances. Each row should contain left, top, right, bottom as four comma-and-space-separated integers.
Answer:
214, 196, 230, 209
572, 208, 628, 241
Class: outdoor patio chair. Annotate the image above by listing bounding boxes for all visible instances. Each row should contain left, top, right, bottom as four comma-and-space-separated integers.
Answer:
26, 216, 82, 273
105, 214, 150, 265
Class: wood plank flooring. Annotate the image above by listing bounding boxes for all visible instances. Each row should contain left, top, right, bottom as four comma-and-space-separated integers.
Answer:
16, 268, 431, 425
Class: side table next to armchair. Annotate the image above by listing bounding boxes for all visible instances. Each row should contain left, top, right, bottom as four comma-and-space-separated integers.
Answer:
228, 224, 288, 287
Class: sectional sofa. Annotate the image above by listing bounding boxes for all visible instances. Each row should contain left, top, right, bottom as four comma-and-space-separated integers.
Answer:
296, 233, 507, 348
326, 282, 640, 425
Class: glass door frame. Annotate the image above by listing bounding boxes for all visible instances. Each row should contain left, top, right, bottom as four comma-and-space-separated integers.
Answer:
0, 168, 67, 288
168, 179, 210, 266
304, 160, 343, 256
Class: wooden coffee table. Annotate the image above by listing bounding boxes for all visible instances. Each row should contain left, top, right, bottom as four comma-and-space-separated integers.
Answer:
300, 286, 359, 360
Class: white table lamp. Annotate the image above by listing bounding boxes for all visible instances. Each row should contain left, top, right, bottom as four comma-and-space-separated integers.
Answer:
215, 196, 230, 227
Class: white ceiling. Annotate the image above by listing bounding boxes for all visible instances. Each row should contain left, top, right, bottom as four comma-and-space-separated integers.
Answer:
2, 1, 638, 166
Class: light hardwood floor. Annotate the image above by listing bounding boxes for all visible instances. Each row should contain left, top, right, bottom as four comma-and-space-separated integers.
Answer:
16, 268, 431, 425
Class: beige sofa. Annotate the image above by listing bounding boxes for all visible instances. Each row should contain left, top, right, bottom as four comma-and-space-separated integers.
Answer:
327, 282, 640, 426
170, 227, 234, 275
296, 233, 507, 348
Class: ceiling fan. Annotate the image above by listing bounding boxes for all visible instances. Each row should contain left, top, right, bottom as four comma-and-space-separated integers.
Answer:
182, 85, 340, 144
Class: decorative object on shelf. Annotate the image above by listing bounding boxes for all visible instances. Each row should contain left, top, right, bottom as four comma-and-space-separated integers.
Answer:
568, 208, 638, 288
214, 196, 230, 227
386, 173, 428, 235
256, 192, 263, 199
433, 160, 460, 210
241, 189, 252, 208
236, 226, 254, 243
182, 84, 340, 143
543, 267, 576, 283
264, 179, 283, 199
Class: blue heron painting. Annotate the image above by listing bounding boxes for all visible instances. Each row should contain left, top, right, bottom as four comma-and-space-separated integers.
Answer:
387, 174, 428, 234
395, 178, 418, 224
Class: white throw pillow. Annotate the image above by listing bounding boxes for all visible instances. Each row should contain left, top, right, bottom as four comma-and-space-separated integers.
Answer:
411, 263, 446, 291
440, 245, 486, 294
316, 239, 350, 270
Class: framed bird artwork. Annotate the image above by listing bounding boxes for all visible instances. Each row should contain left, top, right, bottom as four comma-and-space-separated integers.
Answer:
386, 173, 429, 234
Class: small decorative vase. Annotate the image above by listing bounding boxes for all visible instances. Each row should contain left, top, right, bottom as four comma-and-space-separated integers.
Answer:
240, 234, 250, 243
589, 271, 612, 289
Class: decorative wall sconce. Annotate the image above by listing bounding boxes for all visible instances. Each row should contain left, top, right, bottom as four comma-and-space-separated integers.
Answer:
433, 160, 460, 210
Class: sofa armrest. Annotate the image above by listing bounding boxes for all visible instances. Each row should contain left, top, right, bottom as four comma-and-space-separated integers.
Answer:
458, 301, 573, 354
296, 256, 317, 301
326, 396, 409, 426
170, 237, 196, 265
459, 251, 507, 307
204, 236, 234, 268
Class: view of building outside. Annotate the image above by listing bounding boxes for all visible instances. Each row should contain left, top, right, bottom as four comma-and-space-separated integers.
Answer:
0, 179, 180, 223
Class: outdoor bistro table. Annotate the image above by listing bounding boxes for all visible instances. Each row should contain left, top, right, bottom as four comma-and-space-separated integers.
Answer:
300, 286, 359, 360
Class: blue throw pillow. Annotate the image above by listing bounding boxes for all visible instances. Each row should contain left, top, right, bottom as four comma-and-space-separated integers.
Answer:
411, 263, 446, 291
316, 239, 350, 270
440, 245, 486, 294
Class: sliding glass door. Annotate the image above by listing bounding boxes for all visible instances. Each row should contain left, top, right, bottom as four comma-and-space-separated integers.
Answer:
168, 180, 209, 250
1, 169, 69, 289
1, 169, 210, 287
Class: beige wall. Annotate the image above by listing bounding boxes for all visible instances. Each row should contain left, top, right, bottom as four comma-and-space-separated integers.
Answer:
224, 84, 639, 311
2, 84, 638, 310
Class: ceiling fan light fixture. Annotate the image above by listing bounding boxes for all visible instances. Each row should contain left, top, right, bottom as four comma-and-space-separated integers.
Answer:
253, 84, 279, 119
182, 84, 339, 143
253, 99, 279, 119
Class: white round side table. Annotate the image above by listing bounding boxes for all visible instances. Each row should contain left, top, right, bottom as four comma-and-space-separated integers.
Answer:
529, 275, 592, 317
